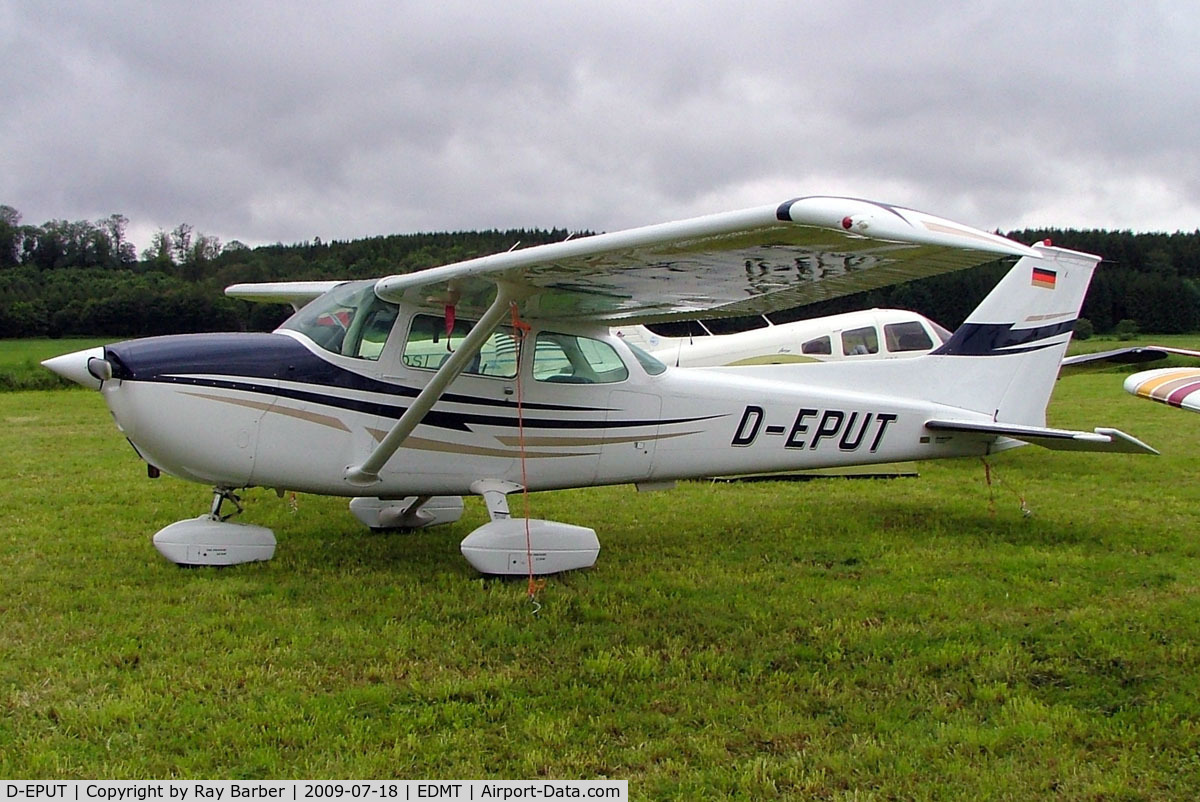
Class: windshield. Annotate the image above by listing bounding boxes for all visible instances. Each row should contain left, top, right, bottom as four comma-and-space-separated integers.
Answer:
281, 280, 399, 360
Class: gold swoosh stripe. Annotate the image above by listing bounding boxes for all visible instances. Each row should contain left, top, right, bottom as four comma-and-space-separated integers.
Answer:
364, 428, 596, 459
183, 391, 351, 432
186, 391, 700, 459
494, 430, 701, 447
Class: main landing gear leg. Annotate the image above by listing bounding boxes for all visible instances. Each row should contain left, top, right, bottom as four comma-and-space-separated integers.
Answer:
151, 487, 276, 567
210, 488, 244, 522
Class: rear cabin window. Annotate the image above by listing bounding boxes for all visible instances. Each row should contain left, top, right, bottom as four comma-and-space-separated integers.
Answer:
801, 336, 832, 356
533, 332, 629, 384
884, 321, 935, 353
402, 314, 518, 378
282, 280, 399, 361
841, 326, 879, 356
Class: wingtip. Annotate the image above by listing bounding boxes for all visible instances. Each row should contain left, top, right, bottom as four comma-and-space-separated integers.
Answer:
1094, 427, 1159, 455
776, 195, 1034, 257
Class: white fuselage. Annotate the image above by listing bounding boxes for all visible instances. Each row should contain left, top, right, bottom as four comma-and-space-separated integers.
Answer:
97, 312, 990, 499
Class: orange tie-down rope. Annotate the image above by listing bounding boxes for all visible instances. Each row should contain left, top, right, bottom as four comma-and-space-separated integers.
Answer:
509, 302, 546, 605
980, 457, 1031, 518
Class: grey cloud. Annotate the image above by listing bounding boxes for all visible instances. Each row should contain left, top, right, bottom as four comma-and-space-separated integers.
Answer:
3, 0, 1198, 252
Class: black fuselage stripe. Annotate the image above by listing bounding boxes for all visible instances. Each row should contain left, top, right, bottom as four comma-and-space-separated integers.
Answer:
149, 374, 717, 432
104, 333, 611, 414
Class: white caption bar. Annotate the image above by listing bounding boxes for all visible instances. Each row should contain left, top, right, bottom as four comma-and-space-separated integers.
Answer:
2, 782, 627, 802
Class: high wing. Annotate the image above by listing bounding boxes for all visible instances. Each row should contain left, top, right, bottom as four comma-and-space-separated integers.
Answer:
371, 196, 1036, 323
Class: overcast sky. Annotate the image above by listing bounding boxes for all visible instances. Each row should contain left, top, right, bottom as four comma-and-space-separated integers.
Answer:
3, 1, 1198, 252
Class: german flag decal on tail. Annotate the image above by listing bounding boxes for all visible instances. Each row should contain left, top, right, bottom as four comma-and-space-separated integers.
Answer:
1031, 267, 1057, 289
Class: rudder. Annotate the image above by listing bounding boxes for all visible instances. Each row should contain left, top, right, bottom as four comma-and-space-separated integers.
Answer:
930, 243, 1100, 425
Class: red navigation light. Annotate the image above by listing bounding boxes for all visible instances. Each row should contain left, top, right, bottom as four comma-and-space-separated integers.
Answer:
841, 216, 854, 230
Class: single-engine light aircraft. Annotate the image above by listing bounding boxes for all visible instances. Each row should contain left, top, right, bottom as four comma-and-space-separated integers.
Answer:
1125, 360, 1200, 412
43, 196, 1156, 574
613, 307, 952, 368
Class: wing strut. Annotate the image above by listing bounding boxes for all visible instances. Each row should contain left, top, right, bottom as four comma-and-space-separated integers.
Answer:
344, 283, 518, 486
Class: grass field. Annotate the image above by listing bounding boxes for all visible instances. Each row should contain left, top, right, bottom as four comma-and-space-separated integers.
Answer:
1, 338, 111, 390
2, 361, 1200, 797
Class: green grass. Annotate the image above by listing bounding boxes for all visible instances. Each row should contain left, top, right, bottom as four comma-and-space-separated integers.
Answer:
3, 371, 1200, 797
0, 338, 111, 391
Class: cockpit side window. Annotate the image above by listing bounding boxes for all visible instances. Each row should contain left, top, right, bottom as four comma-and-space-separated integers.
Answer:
402, 313, 518, 378
841, 326, 879, 356
281, 280, 399, 361
884, 321, 934, 353
802, 335, 832, 355
534, 332, 629, 384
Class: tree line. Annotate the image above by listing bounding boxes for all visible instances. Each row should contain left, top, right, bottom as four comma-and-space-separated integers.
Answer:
0, 205, 575, 338
2, 203, 1199, 339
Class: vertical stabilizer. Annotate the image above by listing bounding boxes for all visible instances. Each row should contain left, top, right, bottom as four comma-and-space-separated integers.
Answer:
930, 243, 1100, 425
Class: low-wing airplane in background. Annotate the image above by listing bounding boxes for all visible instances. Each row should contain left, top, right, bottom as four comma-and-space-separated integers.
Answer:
1124, 354, 1200, 412
613, 307, 952, 368
1061, 346, 1195, 370
43, 196, 1156, 574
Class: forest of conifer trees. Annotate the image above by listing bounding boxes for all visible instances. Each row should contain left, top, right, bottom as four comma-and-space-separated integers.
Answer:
3, 203, 1199, 339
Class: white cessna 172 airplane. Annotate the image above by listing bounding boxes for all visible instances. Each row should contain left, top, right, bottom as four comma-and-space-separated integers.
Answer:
43, 196, 1156, 574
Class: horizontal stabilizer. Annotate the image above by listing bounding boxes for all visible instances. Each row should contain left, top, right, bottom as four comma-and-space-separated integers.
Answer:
225, 281, 345, 309
925, 419, 1158, 454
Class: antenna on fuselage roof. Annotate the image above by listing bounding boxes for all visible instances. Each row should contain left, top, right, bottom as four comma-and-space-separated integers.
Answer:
507, 241, 522, 252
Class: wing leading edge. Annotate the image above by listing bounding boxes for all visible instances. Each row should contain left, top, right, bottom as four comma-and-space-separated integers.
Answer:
372, 196, 1037, 323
